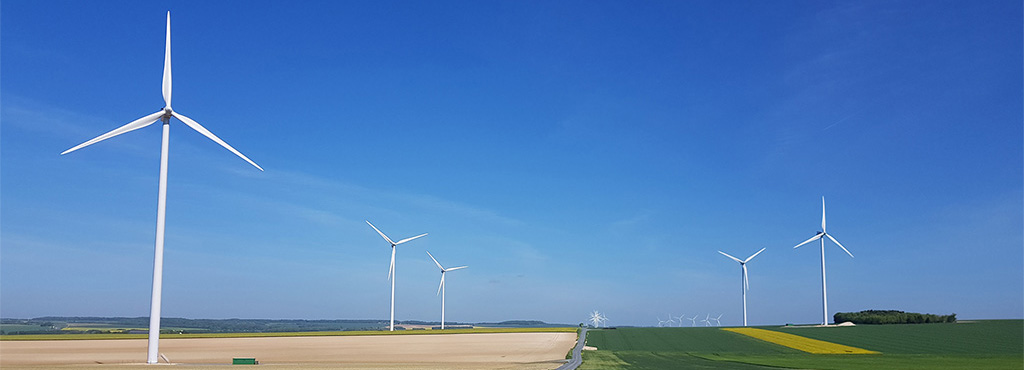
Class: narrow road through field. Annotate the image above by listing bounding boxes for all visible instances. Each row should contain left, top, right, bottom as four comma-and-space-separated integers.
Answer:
555, 327, 588, 370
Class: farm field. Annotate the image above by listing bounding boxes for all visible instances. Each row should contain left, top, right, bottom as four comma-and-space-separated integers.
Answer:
0, 330, 578, 369
579, 320, 1023, 370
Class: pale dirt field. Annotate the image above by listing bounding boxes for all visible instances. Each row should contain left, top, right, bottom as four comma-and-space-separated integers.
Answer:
0, 332, 576, 370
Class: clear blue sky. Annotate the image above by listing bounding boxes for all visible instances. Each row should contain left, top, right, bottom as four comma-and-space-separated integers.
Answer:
2, 0, 1021, 327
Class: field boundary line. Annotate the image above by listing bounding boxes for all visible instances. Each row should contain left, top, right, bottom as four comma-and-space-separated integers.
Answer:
722, 327, 879, 354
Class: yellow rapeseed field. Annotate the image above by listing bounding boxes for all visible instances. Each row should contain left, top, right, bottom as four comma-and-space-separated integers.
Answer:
722, 327, 879, 354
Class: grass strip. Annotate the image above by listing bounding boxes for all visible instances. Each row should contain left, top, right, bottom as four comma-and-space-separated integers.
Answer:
722, 327, 879, 354
0, 326, 577, 341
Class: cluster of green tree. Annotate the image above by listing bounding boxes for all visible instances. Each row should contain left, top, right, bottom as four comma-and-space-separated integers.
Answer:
834, 310, 956, 324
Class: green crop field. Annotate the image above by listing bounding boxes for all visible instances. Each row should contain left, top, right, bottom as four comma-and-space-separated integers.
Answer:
580, 321, 1023, 370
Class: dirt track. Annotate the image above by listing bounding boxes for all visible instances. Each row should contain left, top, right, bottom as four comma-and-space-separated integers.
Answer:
0, 332, 576, 369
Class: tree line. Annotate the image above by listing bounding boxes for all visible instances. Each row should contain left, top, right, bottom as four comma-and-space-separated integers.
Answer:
834, 310, 956, 324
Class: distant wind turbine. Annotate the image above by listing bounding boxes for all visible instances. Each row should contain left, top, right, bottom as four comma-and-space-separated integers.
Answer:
426, 251, 467, 330
674, 314, 687, 327
711, 314, 723, 326
687, 315, 699, 327
701, 314, 711, 327
793, 197, 854, 325
60, 12, 262, 365
589, 311, 608, 328
367, 221, 427, 331
718, 248, 766, 326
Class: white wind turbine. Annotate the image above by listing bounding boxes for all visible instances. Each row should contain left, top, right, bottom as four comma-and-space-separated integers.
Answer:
427, 251, 467, 330
711, 314, 723, 326
718, 248, 766, 327
793, 196, 854, 326
701, 314, 711, 326
687, 315, 699, 327
674, 314, 687, 327
589, 311, 607, 328
366, 221, 427, 331
60, 12, 262, 365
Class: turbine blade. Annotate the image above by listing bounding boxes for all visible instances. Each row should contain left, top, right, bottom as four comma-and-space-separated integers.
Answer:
826, 233, 854, 258
744, 247, 766, 263
162, 11, 172, 109
61, 111, 164, 155
366, 221, 396, 245
395, 233, 428, 245
426, 251, 444, 270
821, 196, 826, 232
793, 234, 822, 249
388, 248, 395, 281
172, 112, 263, 171
446, 266, 468, 271
718, 251, 742, 263
743, 264, 749, 291
437, 273, 444, 296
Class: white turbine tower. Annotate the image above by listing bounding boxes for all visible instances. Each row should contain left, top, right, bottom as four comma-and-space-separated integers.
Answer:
60, 12, 262, 365
426, 251, 467, 330
793, 197, 854, 326
366, 221, 427, 331
718, 248, 766, 326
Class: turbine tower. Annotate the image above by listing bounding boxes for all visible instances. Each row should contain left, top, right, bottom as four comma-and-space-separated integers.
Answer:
426, 251, 467, 330
60, 12, 262, 364
366, 221, 427, 331
718, 248, 766, 326
793, 196, 854, 325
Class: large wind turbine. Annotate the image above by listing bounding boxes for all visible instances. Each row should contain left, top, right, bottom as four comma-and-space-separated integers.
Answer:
366, 221, 427, 331
60, 12, 262, 365
718, 248, 766, 326
793, 197, 854, 325
426, 251, 467, 330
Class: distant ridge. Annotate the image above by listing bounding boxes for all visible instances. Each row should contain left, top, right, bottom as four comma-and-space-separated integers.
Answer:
1, 317, 572, 335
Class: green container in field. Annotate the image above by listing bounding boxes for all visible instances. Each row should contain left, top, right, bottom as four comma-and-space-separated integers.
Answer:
232, 358, 258, 365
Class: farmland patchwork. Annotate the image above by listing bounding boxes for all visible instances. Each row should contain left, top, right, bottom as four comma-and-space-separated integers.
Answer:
722, 327, 879, 354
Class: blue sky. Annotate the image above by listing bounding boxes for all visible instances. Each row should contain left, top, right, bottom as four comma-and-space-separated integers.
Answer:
2, 0, 1021, 327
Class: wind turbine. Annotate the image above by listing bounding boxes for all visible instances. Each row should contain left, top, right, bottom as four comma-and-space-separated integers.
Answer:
426, 251, 467, 330
656, 317, 668, 327
711, 314, 723, 327
793, 197, 854, 326
366, 221, 427, 331
674, 314, 687, 327
687, 315, 699, 327
589, 311, 607, 328
701, 314, 711, 326
60, 12, 262, 365
718, 248, 766, 326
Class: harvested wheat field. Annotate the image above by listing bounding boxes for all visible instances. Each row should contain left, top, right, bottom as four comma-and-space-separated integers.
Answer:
0, 332, 577, 370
